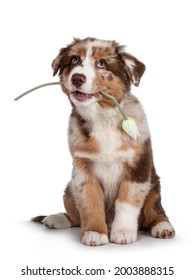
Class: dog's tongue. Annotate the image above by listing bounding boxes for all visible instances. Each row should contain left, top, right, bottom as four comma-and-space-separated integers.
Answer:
73, 91, 92, 102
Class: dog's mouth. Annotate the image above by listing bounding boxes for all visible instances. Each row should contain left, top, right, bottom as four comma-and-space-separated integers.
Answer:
72, 91, 98, 102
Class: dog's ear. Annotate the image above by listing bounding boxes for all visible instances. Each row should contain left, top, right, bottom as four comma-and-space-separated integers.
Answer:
52, 48, 68, 76
119, 52, 145, 86
52, 38, 80, 76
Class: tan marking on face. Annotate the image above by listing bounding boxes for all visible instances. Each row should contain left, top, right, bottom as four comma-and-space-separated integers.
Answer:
107, 73, 113, 81
93, 72, 126, 108
92, 48, 106, 61
92, 46, 117, 64
97, 70, 113, 82
68, 42, 87, 60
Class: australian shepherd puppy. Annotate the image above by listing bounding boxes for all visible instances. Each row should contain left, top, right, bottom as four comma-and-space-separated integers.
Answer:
33, 37, 175, 246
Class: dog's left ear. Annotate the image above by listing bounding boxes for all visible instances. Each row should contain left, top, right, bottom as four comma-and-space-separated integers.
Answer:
120, 52, 145, 86
52, 48, 68, 76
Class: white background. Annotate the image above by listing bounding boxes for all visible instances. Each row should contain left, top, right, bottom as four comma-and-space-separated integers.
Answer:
1, 0, 195, 279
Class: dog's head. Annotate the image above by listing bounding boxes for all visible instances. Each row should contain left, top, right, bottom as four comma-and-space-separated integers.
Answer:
52, 38, 145, 107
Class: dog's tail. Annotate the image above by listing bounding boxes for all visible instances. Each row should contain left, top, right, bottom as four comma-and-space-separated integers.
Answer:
31, 215, 46, 223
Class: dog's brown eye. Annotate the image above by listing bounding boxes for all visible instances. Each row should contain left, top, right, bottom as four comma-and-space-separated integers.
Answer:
96, 59, 106, 69
71, 56, 80, 65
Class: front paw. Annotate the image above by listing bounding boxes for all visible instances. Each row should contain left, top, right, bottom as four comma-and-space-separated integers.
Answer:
81, 231, 109, 246
110, 229, 137, 244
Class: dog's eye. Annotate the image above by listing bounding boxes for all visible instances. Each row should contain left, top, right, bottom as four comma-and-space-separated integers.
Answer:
96, 59, 106, 69
71, 56, 80, 65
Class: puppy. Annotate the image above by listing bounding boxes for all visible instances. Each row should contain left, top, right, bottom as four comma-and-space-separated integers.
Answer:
33, 37, 175, 246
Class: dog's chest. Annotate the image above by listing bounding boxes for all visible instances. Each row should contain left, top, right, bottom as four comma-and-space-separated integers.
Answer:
70, 107, 136, 205
91, 124, 135, 204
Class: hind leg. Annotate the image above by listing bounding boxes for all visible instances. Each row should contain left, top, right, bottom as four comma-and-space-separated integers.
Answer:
41, 185, 81, 229
139, 183, 175, 239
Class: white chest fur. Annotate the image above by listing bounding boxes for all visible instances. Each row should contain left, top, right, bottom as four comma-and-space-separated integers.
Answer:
92, 124, 135, 205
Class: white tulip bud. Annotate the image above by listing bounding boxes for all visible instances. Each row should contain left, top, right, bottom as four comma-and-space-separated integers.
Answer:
122, 117, 140, 140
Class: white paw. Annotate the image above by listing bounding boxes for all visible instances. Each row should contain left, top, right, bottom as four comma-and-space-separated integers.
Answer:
151, 221, 175, 239
43, 213, 71, 229
81, 231, 109, 246
110, 229, 137, 244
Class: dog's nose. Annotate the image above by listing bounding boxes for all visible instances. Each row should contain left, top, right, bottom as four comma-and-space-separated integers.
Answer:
71, 74, 86, 88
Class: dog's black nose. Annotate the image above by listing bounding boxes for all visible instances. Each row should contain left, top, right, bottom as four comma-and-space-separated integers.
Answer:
71, 74, 86, 88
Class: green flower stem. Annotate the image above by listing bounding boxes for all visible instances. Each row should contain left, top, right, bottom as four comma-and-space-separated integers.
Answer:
14, 83, 128, 122
14, 82, 62, 101
100, 91, 128, 120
